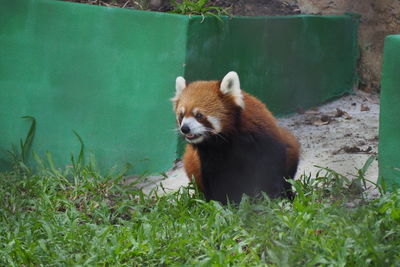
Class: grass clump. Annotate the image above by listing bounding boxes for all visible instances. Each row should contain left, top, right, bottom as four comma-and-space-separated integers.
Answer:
170, 0, 229, 18
1, 158, 400, 266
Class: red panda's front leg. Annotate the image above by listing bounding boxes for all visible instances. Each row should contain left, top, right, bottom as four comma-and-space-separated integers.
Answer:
182, 144, 203, 191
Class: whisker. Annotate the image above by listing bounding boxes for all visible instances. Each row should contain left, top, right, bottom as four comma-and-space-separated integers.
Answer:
215, 133, 228, 143
203, 128, 228, 143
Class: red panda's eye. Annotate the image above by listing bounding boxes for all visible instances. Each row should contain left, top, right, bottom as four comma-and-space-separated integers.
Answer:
179, 113, 184, 120
195, 113, 203, 120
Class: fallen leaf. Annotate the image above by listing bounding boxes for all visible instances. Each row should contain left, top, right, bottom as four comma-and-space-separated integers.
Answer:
344, 146, 362, 153
361, 104, 370, 112
335, 108, 345, 117
321, 115, 331, 122
314, 229, 324, 235
305, 110, 320, 115
336, 108, 352, 119
333, 145, 373, 155
313, 119, 329, 126
343, 113, 352, 120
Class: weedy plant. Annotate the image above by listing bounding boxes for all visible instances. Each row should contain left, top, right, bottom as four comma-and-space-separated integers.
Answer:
130, 0, 149, 10
6, 116, 36, 170
291, 155, 381, 203
170, 0, 230, 20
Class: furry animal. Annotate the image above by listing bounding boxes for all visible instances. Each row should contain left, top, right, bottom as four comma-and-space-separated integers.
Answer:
172, 71, 300, 204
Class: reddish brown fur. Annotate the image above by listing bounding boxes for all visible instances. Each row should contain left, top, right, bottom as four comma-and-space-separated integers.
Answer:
279, 127, 301, 178
182, 145, 203, 190
175, 80, 300, 190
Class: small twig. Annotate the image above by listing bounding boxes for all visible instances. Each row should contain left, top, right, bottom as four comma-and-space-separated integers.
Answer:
200, 13, 205, 23
122, 0, 130, 8
133, 1, 144, 9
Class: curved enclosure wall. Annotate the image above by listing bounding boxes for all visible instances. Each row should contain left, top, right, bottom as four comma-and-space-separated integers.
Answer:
185, 15, 358, 114
379, 34, 400, 189
0, 0, 358, 174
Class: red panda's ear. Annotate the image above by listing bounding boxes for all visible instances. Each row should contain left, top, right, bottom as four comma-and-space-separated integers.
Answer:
175, 76, 186, 96
171, 76, 186, 109
220, 71, 244, 108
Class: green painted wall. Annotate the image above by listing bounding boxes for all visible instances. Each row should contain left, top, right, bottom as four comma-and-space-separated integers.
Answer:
0, 0, 188, 173
0, 0, 358, 174
185, 15, 358, 114
379, 34, 400, 189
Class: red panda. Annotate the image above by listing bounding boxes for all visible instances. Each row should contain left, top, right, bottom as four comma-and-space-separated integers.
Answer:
172, 71, 300, 204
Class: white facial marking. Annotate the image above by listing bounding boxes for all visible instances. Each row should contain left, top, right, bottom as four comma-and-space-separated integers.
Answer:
220, 71, 244, 108
181, 117, 204, 135
207, 116, 222, 133
180, 116, 208, 144
188, 135, 204, 144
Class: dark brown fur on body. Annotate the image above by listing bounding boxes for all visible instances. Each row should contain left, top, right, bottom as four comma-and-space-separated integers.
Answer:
183, 91, 299, 190
174, 73, 300, 203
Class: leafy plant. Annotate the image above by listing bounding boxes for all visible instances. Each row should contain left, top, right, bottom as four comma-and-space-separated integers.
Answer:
130, 0, 149, 10
6, 116, 36, 170
170, 0, 230, 19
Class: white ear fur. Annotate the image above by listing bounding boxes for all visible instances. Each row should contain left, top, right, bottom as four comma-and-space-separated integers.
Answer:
171, 76, 186, 109
220, 71, 244, 108
175, 76, 186, 98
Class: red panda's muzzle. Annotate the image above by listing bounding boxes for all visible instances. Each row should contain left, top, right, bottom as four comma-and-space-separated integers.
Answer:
179, 117, 209, 144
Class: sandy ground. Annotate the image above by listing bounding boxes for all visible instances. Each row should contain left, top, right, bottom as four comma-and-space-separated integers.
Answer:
131, 90, 380, 195
280, 91, 379, 182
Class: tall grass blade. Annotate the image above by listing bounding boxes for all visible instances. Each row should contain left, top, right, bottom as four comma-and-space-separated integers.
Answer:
357, 155, 376, 190
33, 151, 46, 171
20, 116, 36, 163
360, 155, 375, 175
72, 130, 85, 167
46, 152, 61, 177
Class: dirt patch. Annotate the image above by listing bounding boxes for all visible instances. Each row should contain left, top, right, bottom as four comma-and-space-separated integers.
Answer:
63, 0, 301, 14
208, 0, 300, 16
62, 0, 172, 11
279, 90, 379, 183
63, 0, 130, 7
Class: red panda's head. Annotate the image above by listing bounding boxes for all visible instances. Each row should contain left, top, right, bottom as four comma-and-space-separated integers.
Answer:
172, 71, 244, 144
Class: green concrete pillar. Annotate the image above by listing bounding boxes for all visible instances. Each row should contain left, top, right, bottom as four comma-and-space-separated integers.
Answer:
379, 34, 400, 189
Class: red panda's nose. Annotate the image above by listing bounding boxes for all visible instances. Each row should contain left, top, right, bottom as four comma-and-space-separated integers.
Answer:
181, 124, 190, 134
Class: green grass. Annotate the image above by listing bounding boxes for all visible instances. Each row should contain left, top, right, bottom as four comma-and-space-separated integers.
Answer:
1, 159, 400, 266
170, 0, 230, 18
